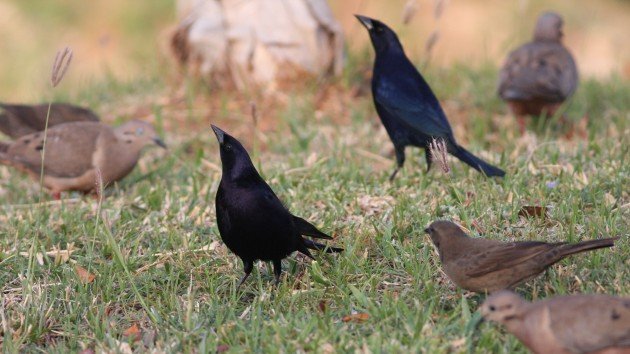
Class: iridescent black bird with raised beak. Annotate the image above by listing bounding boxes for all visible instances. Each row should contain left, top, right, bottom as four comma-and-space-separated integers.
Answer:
211, 125, 342, 287
356, 15, 505, 180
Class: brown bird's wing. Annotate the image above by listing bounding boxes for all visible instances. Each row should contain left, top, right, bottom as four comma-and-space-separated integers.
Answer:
4, 122, 104, 178
464, 241, 557, 277
545, 295, 630, 353
0, 103, 99, 138
498, 41, 578, 102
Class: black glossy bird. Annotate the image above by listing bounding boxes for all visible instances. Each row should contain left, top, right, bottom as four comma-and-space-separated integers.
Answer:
211, 125, 342, 286
356, 15, 505, 180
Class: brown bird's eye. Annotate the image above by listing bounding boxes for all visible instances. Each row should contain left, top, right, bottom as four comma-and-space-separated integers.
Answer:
489, 305, 496, 311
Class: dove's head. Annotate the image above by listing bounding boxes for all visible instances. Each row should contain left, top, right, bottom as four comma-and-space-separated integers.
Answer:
355, 15, 404, 55
480, 290, 528, 324
534, 12, 564, 42
115, 120, 166, 151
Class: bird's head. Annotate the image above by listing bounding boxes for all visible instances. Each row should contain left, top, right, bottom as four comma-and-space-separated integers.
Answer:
115, 120, 166, 151
533, 12, 564, 42
211, 125, 256, 180
355, 15, 404, 54
480, 290, 527, 324
424, 220, 468, 252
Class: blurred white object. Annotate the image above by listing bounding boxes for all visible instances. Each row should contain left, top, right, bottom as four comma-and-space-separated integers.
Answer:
171, 0, 344, 90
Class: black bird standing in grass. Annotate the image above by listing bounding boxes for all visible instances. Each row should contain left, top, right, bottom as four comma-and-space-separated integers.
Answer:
211, 125, 342, 286
356, 15, 505, 180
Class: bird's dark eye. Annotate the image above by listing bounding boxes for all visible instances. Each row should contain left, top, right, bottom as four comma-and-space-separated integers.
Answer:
489, 305, 496, 311
375, 26, 384, 33
225, 144, 232, 151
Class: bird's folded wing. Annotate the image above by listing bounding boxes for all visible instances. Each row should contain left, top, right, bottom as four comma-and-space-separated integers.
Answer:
6, 124, 101, 178
0, 103, 45, 131
549, 296, 630, 353
465, 241, 555, 277
292, 215, 331, 239
374, 77, 452, 137
499, 43, 577, 102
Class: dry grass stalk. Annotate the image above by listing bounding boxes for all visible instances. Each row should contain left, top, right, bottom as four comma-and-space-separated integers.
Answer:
94, 167, 104, 203
51, 47, 73, 87
434, 0, 446, 19
429, 138, 450, 174
39, 47, 73, 203
425, 31, 440, 56
402, 0, 419, 24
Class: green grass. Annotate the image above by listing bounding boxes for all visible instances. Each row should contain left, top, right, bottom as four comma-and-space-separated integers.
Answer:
0, 60, 628, 353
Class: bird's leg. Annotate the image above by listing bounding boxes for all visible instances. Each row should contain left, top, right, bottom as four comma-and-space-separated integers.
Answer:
237, 260, 253, 289
388, 167, 400, 182
424, 148, 432, 172
272, 259, 282, 286
389, 148, 405, 181
517, 115, 527, 135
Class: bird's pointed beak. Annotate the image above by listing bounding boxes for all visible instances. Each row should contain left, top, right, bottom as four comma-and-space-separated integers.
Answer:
355, 14, 373, 30
211, 124, 225, 145
153, 138, 167, 149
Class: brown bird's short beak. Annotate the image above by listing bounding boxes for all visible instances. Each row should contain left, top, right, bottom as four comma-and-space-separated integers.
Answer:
355, 14, 373, 30
424, 227, 430, 234
153, 138, 167, 149
211, 124, 225, 145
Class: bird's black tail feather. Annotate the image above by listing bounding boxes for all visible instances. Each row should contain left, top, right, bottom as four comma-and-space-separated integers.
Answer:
451, 145, 505, 177
293, 216, 332, 239
303, 238, 344, 253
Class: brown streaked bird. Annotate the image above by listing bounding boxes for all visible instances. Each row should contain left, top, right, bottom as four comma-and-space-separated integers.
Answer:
0, 102, 100, 139
481, 290, 630, 354
0, 120, 166, 199
424, 220, 618, 293
498, 12, 578, 134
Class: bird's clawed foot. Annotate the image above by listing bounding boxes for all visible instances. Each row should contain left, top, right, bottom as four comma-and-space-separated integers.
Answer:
237, 260, 254, 290
388, 167, 400, 182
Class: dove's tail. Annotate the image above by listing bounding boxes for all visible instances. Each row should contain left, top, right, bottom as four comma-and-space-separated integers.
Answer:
559, 237, 619, 258
451, 145, 506, 177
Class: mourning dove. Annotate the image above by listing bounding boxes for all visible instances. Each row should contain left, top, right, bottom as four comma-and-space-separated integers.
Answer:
425, 221, 618, 293
0, 102, 99, 139
0, 120, 165, 198
498, 12, 578, 134
481, 290, 630, 354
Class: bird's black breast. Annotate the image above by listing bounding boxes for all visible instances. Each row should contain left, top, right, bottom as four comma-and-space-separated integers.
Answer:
215, 181, 300, 262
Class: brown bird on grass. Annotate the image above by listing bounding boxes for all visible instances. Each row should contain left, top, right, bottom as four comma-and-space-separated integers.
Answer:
0, 102, 99, 139
481, 290, 630, 354
498, 12, 578, 134
424, 221, 618, 293
0, 120, 165, 199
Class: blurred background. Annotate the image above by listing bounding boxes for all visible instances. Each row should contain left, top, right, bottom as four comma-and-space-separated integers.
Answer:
0, 0, 628, 100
